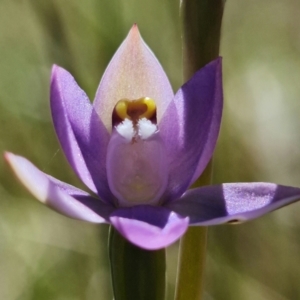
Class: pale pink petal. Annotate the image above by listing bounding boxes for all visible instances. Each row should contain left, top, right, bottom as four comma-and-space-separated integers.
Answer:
5, 152, 114, 223
94, 25, 174, 132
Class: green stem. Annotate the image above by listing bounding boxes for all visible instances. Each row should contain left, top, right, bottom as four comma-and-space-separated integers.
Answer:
109, 226, 166, 300
175, 1, 225, 300
174, 164, 212, 300
181, 0, 225, 78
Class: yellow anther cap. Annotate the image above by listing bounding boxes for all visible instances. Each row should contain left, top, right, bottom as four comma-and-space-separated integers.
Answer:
114, 97, 156, 122
115, 100, 130, 120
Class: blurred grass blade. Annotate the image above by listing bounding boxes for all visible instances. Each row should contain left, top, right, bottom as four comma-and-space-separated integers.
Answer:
109, 226, 166, 300
175, 1, 225, 300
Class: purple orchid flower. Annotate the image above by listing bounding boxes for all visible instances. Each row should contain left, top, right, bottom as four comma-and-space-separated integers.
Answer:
5, 25, 300, 250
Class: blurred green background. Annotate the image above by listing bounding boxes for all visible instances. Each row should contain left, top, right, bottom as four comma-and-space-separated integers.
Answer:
1, 0, 300, 299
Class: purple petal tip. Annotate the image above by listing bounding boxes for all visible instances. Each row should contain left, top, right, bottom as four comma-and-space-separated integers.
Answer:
110, 206, 189, 250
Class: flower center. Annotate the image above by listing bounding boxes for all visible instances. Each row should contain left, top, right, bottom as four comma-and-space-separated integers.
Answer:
107, 98, 168, 207
113, 97, 156, 126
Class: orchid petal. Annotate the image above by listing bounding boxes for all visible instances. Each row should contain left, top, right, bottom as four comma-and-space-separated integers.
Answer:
106, 128, 168, 207
93, 25, 174, 132
5, 152, 114, 223
166, 182, 300, 225
50, 65, 97, 193
47, 175, 115, 219
110, 205, 189, 250
160, 58, 223, 202
51, 66, 114, 203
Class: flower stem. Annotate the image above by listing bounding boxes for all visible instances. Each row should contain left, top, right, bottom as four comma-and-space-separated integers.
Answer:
175, 1, 225, 300
174, 165, 212, 300
109, 226, 166, 300
181, 0, 225, 79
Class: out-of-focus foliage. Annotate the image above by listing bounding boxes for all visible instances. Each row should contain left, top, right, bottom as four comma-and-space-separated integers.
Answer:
1, 0, 300, 299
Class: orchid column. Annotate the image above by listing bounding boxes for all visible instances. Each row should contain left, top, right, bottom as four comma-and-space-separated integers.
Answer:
175, 1, 225, 300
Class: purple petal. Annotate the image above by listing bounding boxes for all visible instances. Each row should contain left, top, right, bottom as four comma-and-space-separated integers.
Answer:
50, 65, 97, 193
47, 175, 115, 219
93, 25, 174, 132
166, 182, 300, 225
110, 205, 189, 250
51, 66, 114, 203
160, 58, 223, 202
106, 128, 168, 207
5, 152, 114, 223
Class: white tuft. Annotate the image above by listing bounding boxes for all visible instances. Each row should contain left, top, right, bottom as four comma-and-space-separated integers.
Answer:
116, 119, 135, 141
138, 118, 157, 140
